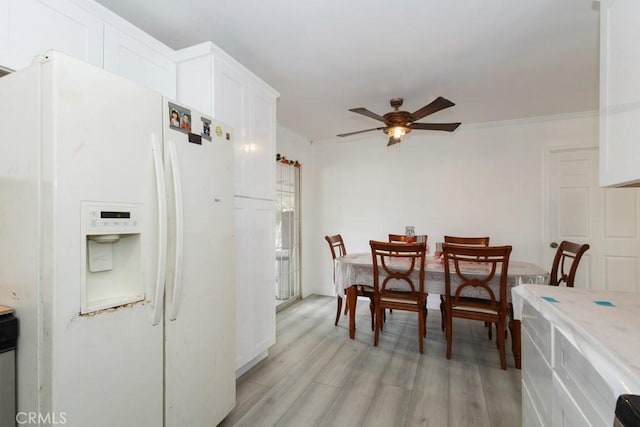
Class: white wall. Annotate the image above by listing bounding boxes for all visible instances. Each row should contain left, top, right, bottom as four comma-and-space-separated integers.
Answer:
306, 113, 598, 296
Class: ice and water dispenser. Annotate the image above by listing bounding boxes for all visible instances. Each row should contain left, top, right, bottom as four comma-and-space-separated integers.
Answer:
81, 202, 144, 314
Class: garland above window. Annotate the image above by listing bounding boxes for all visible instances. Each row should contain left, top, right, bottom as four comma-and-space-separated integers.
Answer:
276, 153, 301, 168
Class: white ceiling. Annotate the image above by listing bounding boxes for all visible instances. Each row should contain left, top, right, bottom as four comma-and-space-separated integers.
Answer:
95, 0, 600, 142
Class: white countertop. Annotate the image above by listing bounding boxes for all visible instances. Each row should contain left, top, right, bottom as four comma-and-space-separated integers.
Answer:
512, 284, 640, 396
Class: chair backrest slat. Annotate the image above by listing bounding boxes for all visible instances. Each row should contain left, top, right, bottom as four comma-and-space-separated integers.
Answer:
444, 236, 490, 247
389, 234, 428, 244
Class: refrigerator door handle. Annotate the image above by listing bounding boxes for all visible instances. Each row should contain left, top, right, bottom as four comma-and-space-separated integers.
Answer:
151, 136, 168, 326
168, 140, 184, 321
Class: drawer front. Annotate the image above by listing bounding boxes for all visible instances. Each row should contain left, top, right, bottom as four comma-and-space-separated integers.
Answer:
554, 329, 615, 426
522, 327, 552, 426
522, 299, 553, 364
552, 372, 593, 427
522, 379, 545, 427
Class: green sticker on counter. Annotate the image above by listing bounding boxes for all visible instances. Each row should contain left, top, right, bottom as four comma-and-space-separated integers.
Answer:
594, 300, 615, 307
541, 296, 559, 303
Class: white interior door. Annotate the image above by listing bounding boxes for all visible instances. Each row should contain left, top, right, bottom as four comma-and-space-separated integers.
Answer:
546, 147, 640, 291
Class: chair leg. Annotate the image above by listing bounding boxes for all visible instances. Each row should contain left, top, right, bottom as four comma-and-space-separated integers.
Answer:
418, 308, 425, 354
487, 321, 492, 340
423, 301, 428, 338
440, 295, 446, 332
369, 298, 375, 331
344, 295, 349, 315
497, 319, 507, 370
445, 309, 453, 359
335, 296, 343, 326
509, 318, 522, 369
374, 303, 383, 347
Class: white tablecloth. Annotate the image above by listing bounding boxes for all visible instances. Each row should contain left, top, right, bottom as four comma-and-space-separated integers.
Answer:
335, 252, 549, 299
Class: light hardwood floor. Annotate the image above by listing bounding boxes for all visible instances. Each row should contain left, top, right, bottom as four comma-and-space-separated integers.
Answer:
219, 295, 522, 427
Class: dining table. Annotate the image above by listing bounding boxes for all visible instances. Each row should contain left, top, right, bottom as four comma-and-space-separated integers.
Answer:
335, 252, 550, 340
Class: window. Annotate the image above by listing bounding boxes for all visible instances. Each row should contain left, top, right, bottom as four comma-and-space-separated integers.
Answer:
275, 163, 300, 308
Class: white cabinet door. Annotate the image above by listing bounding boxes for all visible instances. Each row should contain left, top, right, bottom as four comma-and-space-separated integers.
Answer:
0, 0, 103, 71
248, 80, 277, 200
599, 0, 640, 187
214, 54, 278, 199
234, 197, 275, 371
176, 51, 214, 116
103, 25, 176, 99
214, 56, 251, 196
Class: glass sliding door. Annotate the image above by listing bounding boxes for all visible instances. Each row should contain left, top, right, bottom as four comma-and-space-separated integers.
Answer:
275, 163, 301, 309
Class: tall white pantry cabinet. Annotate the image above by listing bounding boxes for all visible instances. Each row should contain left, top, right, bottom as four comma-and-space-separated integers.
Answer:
176, 43, 279, 372
0, 0, 279, 375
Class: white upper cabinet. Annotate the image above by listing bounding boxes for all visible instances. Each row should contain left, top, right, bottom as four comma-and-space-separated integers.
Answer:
213, 52, 278, 199
214, 56, 278, 200
0, 0, 103, 70
248, 81, 277, 200
175, 44, 215, 116
0, 0, 176, 98
214, 55, 251, 197
177, 44, 279, 200
213, 54, 250, 145
103, 25, 176, 99
599, 0, 640, 187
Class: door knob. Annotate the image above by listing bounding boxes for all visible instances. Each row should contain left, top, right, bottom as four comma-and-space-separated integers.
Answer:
550, 242, 558, 248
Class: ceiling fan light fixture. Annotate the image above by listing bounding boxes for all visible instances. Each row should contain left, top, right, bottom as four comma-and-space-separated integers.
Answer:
385, 125, 410, 140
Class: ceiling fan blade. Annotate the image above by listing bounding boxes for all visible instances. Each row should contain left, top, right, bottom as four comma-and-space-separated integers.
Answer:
411, 122, 461, 132
387, 137, 402, 146
349, 108, 386, 123
411, 97, 455, 121
337, 127, 384, 137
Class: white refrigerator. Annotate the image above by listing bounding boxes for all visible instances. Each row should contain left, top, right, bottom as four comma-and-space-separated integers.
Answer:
0, 51, 235, 426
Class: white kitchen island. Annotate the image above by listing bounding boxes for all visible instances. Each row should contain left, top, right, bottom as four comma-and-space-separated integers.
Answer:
512, 284, 640, 426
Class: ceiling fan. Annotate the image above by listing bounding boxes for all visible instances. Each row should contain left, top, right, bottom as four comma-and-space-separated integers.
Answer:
337, 97, 461, 146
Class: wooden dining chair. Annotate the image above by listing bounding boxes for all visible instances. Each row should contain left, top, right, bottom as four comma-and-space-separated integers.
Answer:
373, 234, 428, 321
440, 236, 490, 332
324, 234, 375, 329
443, 243, 512, 370
549, 241, 591, 287
370, 240, 428, 353
508, 240, 590, 369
